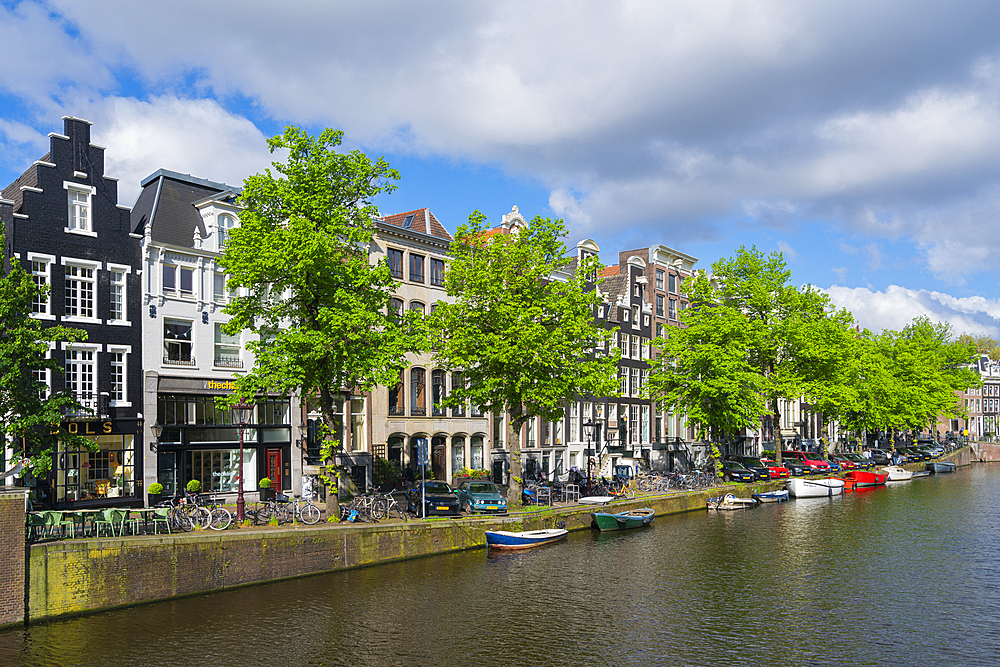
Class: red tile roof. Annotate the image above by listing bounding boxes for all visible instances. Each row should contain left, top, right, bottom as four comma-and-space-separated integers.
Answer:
598, 265, 619, 277
380, 208, 453, 241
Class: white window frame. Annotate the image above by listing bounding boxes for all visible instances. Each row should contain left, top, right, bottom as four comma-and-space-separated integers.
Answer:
63, 342, 101, 413
217, 213, 236, 252
33, 342, 55, 399
107, 262, 131, 326
27, 252, 55, 320
164, 318, 195, 365
163, 262, 196, 300
64, 182, 97, 237
107, 345, 132, 407
213, 322, 242, 369
630, 367, 640, 398
61, 257, 101, 324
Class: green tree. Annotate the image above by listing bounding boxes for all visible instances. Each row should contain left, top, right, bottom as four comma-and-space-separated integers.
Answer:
956, 333, 1000, 361
647, 246, 857, 464
218, 126, 419, 509
428, 212, 618, 506
1, 232, 90, 474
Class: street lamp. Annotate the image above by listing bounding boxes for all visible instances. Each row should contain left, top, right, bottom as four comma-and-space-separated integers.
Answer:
583, 419, 595, 496
149, 421, 163, 452
232, 401, 255, 522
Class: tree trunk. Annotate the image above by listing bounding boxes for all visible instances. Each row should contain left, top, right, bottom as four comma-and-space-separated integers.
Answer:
772, 398, 783, 465
319, 386, 341, 522
507, 411, 523, 510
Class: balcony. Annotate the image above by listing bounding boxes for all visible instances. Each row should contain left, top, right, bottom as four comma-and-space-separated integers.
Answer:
213, 356, 244, 369
63, 391, 108, 417
163, 355, 196, 366
388, 406, 405, 417
411, 407, 426, 417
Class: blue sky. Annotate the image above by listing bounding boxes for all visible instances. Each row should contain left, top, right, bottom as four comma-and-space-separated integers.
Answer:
4, 0, 1000, 336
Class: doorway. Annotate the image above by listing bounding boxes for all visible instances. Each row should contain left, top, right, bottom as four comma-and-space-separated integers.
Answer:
266, 449, 282, 492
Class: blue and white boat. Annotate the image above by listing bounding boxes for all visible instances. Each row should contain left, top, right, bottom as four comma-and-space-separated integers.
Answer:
752, 489, 790, 503
485, 528, 568, 550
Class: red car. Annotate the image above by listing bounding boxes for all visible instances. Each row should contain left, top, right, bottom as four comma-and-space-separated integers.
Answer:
781, 450, 831, 474
829, 455, 857, 470
760, 458, 791, 479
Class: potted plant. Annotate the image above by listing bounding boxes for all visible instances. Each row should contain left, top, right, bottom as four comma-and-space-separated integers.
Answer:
259, 477, 274, 501
186, 479, 202, 495
147, 482, 163, 506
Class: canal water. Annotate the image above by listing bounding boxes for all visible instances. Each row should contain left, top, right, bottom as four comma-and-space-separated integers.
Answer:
3, 465, 999, 667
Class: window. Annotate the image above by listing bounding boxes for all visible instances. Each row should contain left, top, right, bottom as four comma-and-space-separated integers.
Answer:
669, 273, 677, 293
631, 305, 640, 327
65, 347, 96, 410
65, 183, 95, 235
451, 372, 465, 417
630, 368, 640, 397
656, 323, 665, 338
669, 298, 677, 320
641, 337, 650, 359
631, 335, 639, 359
527, 417, 536, 447
390, 298, 404, 318
33, 346, 51, 400
163, 264, 194, 298
634, 283, 642, 298
642, 405, 650, 443
388, 249, 403, 279
217, 214, 236, 251
64, 264, 96, 320
656, 269, 664, 290
430, 258, 445, 286
432, 369, 446, 416
452, 436, 465, 471
631, 404, 640, 444
410, 254, 424, 282
213, 273, 228, 303
570, 402, 579, 444
29, 255, 53, 317
411, 368, 426, 416
109, 268, 126, 322
619, 368, 628, 397
656, 294, 664, 317
619, 332, 628, 358
470, 436, 484, 469
164, 319, 193, 364
214, 324, 242, 368
108, 348, 128, 404
409, 301, 425, 316
389, 370, 405, 416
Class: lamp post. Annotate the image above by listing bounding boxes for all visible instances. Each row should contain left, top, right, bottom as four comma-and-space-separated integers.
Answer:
583, 419, 595, 496
232, 401, 255, 522
149, 421, 163, 451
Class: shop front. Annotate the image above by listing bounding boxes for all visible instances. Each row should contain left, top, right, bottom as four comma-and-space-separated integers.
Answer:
152, 385, 292, 499
48, 418, 143, 508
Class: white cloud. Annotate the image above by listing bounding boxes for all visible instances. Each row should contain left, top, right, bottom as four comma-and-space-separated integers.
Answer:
824, 284, 1000, 337
84, 96, 274, 206
777, 241, 797, 261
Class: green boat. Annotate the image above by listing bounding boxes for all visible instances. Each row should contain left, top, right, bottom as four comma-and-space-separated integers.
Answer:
590, 508, 655, 531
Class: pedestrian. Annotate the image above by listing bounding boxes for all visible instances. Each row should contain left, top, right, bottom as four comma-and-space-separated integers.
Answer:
403, 463, 415, 491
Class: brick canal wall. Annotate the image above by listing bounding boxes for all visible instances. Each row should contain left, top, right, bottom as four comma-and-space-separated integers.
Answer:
23, 447, 973, 624
970, 441, 1000, 462
0, 490, 28, 630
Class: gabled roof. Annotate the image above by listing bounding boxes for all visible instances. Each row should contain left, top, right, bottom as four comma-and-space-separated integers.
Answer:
380, 208, 452, 241
599, 265, 620, 278
0, 154, 46, 213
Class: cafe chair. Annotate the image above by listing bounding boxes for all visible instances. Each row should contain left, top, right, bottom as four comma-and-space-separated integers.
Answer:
151, 507, 172, 535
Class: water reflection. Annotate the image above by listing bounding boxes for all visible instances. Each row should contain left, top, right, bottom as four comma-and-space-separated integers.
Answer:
3, 466, 999, 666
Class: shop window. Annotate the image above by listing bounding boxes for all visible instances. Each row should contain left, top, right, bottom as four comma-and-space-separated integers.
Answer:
55, 434, 135, 503
186, 449, 255, 493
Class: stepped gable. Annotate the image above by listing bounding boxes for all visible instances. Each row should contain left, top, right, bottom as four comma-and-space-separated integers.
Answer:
1, 155, 45, 213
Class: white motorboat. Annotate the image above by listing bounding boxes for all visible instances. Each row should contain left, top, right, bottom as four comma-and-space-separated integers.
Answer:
786, 477, 845, 498
706, 493, 758, 510
879, 466, 913, 481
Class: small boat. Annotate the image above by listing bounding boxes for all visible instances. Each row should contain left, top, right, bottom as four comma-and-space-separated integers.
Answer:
591, 508, 655, 531
752, 490, 789, 503
485, 528, 569, 550
844, 470, 888, 487
786, 478, 845, 498
927, 461, 957, 474
880, 466, 913, 481
707, 493, 758, 510
578, 496, 616, 505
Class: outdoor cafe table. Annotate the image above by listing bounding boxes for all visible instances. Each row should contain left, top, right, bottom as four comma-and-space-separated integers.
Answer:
67, 508, 103, 537
126, 507, 160, 535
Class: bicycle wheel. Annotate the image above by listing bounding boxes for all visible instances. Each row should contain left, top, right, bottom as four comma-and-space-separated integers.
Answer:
371, 497, 387, 520
254, 505, 274, 525
192, 506, 212, 529
169, 507, 194, 532
299, 503, 321, 525
391, 501, 408, 521
209, 507, 232, 531
276, 504, 293, 524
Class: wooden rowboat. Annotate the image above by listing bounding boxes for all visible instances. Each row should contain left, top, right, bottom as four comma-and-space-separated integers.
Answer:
752, 490, 789, 503
879, 466, 913, 481
591, 508, 655, 531
707, 493, 758, 510
485, 528, 568, 550
844, 470, 888, 487
927, 461, 956, 473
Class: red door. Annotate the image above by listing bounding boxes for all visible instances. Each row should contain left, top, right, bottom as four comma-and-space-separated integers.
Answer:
267, 449, 282, 492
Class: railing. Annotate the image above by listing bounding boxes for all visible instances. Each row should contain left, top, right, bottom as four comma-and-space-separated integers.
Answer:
388, 406, 405, 416
411, 407, 426, 416
63, 391, 107, 416
213, 356, 244, 369
163, 355, 195, 366
432, 406, 446, 417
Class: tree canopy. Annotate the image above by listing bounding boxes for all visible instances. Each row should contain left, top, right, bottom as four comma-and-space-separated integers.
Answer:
1, 231, 90, 474
428, 212, 617, 502
219, 126, 418, 482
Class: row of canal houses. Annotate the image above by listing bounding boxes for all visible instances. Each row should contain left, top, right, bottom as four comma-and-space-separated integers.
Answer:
3, 116, 774, 510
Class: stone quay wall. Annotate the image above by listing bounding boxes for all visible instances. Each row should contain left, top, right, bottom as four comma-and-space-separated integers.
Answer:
21, 447, 972, 625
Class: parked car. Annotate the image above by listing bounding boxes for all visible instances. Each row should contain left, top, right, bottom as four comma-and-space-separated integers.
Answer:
828, 454, 856, 470
843, 453, 873, 469
455, 480, 507, 514
769, 456, 808, 475
870, 449, 891, 465
724, 456, 771, 481
823, 458, 842, 473
781, 450, 831, 474
926, 445, 946, 457
719, 460, 756, 483
407, 481, 462, 517
761, 460, 791, 479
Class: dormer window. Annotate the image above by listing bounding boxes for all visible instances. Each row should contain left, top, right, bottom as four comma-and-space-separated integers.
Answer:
403, 214, 414, 229
218, 214, 236, 251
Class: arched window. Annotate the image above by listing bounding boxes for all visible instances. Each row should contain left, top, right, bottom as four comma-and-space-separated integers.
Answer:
410, 368, 426, 416
409, 301, 425, 316
432, 370, 446, 416
390, 298, 404, 318
451, 372, 465, 417
388, 369, 404, 416
452, 436, 465, 472
218, 214, 236, 251
470, 436, 484, 470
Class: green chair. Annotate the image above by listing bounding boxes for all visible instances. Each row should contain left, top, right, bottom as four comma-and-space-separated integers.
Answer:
93, 508, 119, 537
151, 507, 171, 535
25, 512, 47, 541
43, 511, 75, 538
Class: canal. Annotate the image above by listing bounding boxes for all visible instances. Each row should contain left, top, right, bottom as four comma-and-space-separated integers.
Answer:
2, 465, 998, 666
